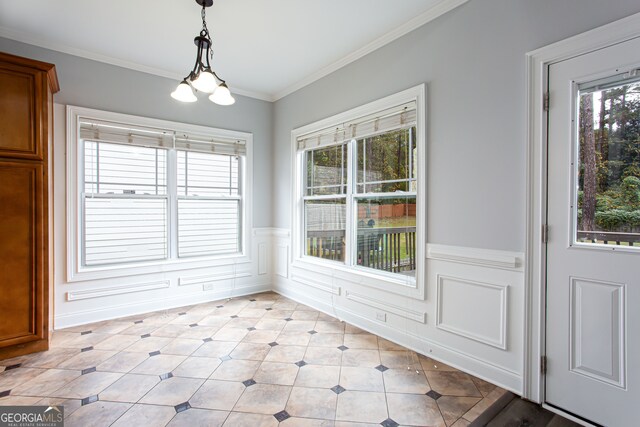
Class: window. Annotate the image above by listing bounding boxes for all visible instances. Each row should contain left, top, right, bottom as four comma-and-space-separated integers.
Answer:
293, 86, 425, 286
68, 106, 251, 279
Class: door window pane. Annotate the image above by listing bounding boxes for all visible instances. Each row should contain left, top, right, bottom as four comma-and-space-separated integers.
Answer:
576, 78, 640, 248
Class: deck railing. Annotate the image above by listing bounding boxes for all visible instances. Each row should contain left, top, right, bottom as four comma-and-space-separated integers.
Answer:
306, 226, 416, 273
577, 231, 640, 246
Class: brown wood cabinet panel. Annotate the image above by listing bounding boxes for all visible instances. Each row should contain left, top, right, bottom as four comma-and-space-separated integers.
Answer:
0, 161, 45, 345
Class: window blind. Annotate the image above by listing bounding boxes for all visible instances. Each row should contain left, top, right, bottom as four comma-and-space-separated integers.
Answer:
297, 101, 417, 151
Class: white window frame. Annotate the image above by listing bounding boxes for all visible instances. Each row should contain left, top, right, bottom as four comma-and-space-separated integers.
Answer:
66, 105, 253, 282
291, 85, 426, 298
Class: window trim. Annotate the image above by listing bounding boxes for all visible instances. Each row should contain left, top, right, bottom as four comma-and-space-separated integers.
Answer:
290, 85, 426, 299
66, 105, 253, 282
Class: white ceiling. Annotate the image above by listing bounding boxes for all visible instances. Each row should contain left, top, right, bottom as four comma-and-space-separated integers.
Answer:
0, 0, 464, 101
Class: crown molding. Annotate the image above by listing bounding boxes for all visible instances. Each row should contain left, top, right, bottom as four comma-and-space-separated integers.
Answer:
272, 0, 469, 101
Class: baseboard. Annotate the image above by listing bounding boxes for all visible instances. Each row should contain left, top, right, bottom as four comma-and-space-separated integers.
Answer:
54, 283, 271, 329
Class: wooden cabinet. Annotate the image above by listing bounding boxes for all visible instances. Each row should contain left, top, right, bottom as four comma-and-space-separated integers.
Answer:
0, 52, 58, 360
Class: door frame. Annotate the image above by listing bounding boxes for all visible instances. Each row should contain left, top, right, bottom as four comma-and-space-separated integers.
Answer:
524, 11, 640, 412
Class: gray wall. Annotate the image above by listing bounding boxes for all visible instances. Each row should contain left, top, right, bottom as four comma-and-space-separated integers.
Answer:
0, 37, 274, 228
272, 0, 640, 252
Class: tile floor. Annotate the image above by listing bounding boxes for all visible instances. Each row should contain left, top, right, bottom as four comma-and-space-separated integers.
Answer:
0, 292, 509, 426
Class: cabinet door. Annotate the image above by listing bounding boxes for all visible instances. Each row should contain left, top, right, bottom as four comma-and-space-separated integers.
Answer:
0, 160, 46, 347
0, 62, 45, 160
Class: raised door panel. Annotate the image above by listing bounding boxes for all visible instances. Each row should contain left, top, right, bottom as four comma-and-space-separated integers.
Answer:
0, 161, 45, 346
0, 63, 43, 160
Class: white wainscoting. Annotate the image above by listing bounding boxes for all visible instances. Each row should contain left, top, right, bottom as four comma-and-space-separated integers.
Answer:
272, 232, 525, 394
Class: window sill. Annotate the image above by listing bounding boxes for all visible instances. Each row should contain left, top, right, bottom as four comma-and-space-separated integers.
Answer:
68, 252, 251, 283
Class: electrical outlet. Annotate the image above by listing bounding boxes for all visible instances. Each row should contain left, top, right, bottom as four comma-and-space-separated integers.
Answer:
202, 283, 214, 291
376, 312, 386, 322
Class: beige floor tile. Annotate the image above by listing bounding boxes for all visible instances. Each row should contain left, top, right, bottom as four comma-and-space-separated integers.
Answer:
451, 418, 471, 427
93, 334, 141, 351
169, 313, 206, 325
420, 355, 459, 372
50, 331, 80, 348
233, 383, 291, 414
172, 356, 221, 378
66, 333, 112, 349
254, 362, 299, 385
379, 350, 421, 370
309, 333, 344, 347
286, 387, 337, 420
341, 349, 381, 368
344, 324, 367, 334
226, 317, 261, 329
192, 341, 238, 358
0, 396, 41, 405
334, 422, 379, 427
437, 396, 483, 426
339, 367, 384, 392
152, 324, 192, 338
91, 321, 133, 335
161, 338, 204, 356
378, 338, 405, 351
99, 373, 160, 403
343, 334, 378, 349
139, 376, 204, 406
213, 327, 250, 341
11, 369, 81, 397
242, 330, 280, 344
386, 393, 445, 427
131, 354, 187, 375
280, 417, 334, 426
336, 391, 388, 424
0, 368, 47, 390
21, 348, 81, 369
209, 359, 261, 381
262, 309, 294, 319
462, 386, 507, 422
223, 412, 278, 427
238, 308, 267, 318
290, 310, 320, 321
304, 346, 342, 366
470, 375, 497, 397
276, 331, 311, 346
199, 315, 232, 328
383, 369, 430, 394
264, 345, 306, 363
124, 336, 173, 353
111, 403, 176, 426
64, 401, 131, 427
294, 365, 340, 388
254, 318, 287, 331
283, 320, 317, 332
97, 351, 149, 373
180, 325, 220, 340
49, 371, 123, 399
118, 323, 160, 336
230, 342, 272, 361
56, 350, 118, 370
315, 321, 345, 334
426, 371, 482, 397
35, 397, 82, 419
317, 313, 340, 322
167, 408, 228, 427
190, 379, 245, 410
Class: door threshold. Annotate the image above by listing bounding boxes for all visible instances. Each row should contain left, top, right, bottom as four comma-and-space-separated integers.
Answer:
542, 403, 600, 427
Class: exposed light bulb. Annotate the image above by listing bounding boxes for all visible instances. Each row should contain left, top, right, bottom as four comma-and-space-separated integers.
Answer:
191, 70, 218, 93
170, 80, 197, 102
209, 83, 235, 105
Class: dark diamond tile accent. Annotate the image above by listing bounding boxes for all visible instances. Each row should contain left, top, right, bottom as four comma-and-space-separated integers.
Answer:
0, 390, 10, 398
178, 312, 187, 316
268, 342, 278, 347
265, 307, 273, 311
249, 299, 256, 302
159, 372, 174, 381
220, 355, 231, 362
230, 315, 238, 319
273, 410, 291, 422
331, 385, 346, 394
242, 379, 257, 387
141, 334, 151, 339
189, 323, 198, 328
337, 345, 349, 351
307, 330, 318, 335
5, 364, 21, 371
284, 318, 293, 321
149, 351, 161, 357
381, 418, 399, 427
247, 327, 256, 331
374, 364, 389, 372
174, 401, 191, 413
216, 305, 224, 308
81, 395, 99, 406
295, 360, 307, 367
81, 367, 96, 375
134, 320, 144, 324
203, 337, 213, 343
81, 346, 93, 353
426, 390, 442, 400
81, 330, 92, 335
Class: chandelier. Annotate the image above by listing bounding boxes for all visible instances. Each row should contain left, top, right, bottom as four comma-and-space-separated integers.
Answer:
171, 0, 235, 105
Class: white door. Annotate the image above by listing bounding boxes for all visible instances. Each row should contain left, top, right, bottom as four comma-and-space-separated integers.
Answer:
546, 36, 640, 427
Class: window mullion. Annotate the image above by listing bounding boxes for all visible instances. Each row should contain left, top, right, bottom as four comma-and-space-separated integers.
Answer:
167, 148, 179, 260
345, 138, 357, 267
